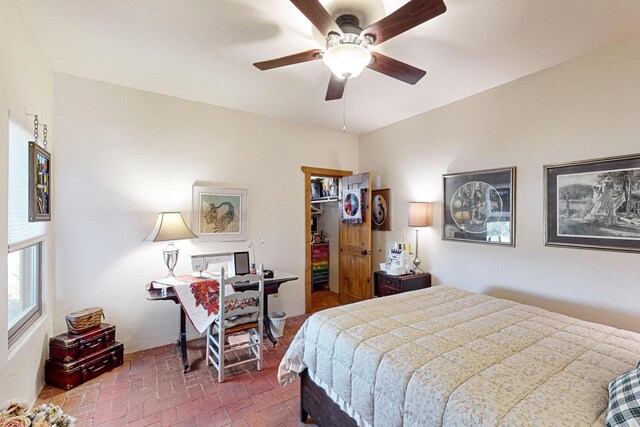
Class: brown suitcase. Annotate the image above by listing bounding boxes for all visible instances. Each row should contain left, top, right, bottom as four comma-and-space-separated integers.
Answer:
45, 342, 124, 390
49, 323, 116, 363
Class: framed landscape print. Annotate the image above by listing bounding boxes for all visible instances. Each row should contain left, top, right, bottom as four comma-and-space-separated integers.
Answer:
192, 185, 248, 241
28, 141, 51, 222
443, 167, 516, 246
371, 188, 391, 231
544, 153, 640, 253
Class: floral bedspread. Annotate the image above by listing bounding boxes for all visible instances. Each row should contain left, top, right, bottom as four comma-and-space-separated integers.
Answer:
279, 286, 640, 426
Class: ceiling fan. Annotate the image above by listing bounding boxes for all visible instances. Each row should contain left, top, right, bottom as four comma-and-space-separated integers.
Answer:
253, 0, 447, 101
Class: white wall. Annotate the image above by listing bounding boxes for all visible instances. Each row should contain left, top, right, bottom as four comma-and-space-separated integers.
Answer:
0, 0, 55, 403
53, 74, 359, 352
360, 36, 640, 332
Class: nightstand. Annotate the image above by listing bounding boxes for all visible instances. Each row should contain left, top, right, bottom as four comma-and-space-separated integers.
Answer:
374, 271, 432, 297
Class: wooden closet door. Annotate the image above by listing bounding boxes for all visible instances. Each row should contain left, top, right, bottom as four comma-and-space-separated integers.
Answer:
339, 173, 372, 304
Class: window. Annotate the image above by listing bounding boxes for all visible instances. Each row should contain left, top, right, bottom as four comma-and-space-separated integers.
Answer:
7, 114, 45, 346
8, 243, 42, 345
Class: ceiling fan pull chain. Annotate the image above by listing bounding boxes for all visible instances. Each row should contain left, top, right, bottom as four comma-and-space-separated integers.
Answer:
342, 80, 347, 133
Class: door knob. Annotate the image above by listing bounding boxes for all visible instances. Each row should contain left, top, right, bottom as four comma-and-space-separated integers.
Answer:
361, 250, 368, 255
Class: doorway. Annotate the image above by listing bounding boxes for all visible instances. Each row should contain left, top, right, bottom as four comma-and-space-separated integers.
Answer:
301, 166, 352, 313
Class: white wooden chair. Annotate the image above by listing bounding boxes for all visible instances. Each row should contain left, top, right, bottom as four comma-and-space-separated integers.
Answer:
206, 266, 264, 382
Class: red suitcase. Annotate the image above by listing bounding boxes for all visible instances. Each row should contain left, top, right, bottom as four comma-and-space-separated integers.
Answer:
49, 323, 116, 363
45, 342, 124, 390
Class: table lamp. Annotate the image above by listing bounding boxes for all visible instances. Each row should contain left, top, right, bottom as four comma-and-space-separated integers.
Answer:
144, 212, 197, 277
408, 202, 430, 273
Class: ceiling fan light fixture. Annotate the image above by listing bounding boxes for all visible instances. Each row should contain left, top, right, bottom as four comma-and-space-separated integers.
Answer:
322, 43, 371, 79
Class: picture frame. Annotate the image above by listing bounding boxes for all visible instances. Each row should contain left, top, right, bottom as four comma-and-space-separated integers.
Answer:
544, 153, 640, 253
371, 188, 391, 231
342, 188, 363, 224
443, 166, 516, 246
192, 186, 248, 241
28, 141, 51, 222
233, 251, 250, 275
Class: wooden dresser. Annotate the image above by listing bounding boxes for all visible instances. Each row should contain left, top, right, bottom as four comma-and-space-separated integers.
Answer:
374, 271, 432, 297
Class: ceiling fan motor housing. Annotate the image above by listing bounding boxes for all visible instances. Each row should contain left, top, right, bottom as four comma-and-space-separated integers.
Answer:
326, 14, 373, 51
336, 14, 362, 35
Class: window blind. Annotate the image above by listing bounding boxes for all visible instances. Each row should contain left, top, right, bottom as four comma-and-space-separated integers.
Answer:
8, 113, 46, 251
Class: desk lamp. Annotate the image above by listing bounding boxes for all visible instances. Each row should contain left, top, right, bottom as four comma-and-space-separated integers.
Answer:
408, 202, 430, 273
144, 212, 197, 277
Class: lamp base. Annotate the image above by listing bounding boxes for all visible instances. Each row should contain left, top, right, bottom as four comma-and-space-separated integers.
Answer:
413, 229, 423, 274
163, 242, 179, 278
412, 257, 423, 274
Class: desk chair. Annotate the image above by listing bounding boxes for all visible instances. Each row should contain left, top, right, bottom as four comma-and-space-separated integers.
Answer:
206, 266, 264, 382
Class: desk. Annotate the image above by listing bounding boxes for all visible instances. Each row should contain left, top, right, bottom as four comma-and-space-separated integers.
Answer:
146, 271, 298, 373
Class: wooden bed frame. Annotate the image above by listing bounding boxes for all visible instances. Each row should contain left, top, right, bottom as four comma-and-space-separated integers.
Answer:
300, 369, 358, 426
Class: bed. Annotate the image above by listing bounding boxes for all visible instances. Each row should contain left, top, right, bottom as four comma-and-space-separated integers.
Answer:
278, 286, 640, 426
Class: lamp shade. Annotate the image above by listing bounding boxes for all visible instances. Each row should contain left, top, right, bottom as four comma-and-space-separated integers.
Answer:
144, 212, 197, 242
322, 43, 372, 79
408, 202, 430, 227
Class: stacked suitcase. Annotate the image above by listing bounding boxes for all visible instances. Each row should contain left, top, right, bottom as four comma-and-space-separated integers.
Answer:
45, 323, 124, 390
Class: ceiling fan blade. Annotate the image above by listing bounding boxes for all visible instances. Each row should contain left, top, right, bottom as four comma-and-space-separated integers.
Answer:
290, 0, 342, 36
325, 74, 346, 101
253, 49, 323, 71
362, 0, 446, 46
367, 52, 426, 85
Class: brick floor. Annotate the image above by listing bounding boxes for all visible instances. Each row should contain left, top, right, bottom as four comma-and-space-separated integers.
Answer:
36, 314, 312, 426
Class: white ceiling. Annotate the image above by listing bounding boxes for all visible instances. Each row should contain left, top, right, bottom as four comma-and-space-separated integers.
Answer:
16, 0, 640, 135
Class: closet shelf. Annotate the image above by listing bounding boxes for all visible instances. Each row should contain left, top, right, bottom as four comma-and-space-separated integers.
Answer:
311, 197, 338, 204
